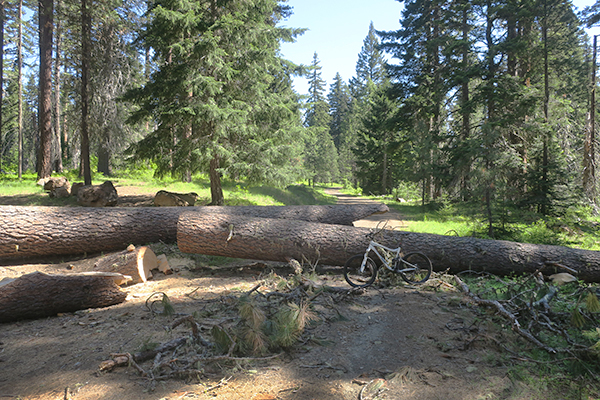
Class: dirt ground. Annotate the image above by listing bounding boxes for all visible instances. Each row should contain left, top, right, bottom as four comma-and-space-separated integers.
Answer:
0, 187, 542, 400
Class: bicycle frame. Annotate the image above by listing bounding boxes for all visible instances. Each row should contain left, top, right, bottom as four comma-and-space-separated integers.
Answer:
361, 240, 401, 272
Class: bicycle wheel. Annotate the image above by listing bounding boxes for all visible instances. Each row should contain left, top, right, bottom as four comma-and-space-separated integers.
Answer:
396, 252, 432, 284
344, 254, 377, 288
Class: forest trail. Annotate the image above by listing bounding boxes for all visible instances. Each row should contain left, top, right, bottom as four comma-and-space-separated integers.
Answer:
324, 187, 409, 230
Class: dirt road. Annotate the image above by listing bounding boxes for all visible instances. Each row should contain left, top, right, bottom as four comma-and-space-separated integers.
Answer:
324, 187, 408, 230
0, 188, 562, 399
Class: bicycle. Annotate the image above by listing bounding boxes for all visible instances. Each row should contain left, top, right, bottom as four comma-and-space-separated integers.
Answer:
343, 231, 432, 288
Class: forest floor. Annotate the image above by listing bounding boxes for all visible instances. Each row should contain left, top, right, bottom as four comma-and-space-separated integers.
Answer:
0, 187, 569, 400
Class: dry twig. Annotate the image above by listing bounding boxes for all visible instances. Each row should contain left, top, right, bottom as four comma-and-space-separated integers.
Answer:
455, 276, 557, 353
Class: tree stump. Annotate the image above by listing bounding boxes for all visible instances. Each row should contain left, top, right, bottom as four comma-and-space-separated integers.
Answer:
77, 181, 118, 207
0, 272, 127, 323
93, 245, 157, 284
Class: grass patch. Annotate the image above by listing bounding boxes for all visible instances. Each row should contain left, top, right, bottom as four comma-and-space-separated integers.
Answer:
367, 196, 600, 251
0, 172, 335, 207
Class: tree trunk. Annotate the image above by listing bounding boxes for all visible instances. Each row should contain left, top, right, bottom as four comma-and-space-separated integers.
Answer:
53, 0, 63, 174
97, 128, 111, 176
540, 4, 550, 215
584, 34, 597, 203
209, 154, 224, 205
460, 3, 470, 200
38, 0, 53, 180
0, 203, 388, 259
80, 0, 91, 185
0, 0, 4, 173
17, 0, 23, 179
177, 213, 600, 282
0, 271, 127, 323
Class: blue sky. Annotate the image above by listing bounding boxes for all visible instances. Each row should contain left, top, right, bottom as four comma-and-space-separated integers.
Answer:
279, 0, 600, 96
279, 0, 404, 95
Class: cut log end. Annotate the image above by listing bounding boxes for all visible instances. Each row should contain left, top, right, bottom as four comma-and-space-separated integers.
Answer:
93, 246, 157, 284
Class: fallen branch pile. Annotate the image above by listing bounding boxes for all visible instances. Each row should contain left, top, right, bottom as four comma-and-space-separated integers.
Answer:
99, 264, 362, 386
454, 267, 600, 372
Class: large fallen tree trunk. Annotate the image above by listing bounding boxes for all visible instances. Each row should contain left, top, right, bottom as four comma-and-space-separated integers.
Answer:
177, 213, 600, 282
0, 272, 127, 323
0, 204, 387, 260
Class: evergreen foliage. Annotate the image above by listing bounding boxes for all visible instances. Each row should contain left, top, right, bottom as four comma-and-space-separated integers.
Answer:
123, 0, 304, 205
304, 52, 339, 184
378, 0, 592, 234
0, 0, 600, 233
354, 80, 398, 195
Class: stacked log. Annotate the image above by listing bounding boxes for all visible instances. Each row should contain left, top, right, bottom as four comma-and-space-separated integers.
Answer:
77, 181, 119, 207
0, 204, 388, 259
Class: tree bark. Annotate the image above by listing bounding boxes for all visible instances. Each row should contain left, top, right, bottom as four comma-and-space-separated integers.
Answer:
0, 0, 4, 173
0, 271, 127, 323
80, 0, 91, 185
177, 213, 600, 282
0, 203, 388, 259
93, 246, 157, 284
38, 0, 53, 180
209, 154, 224, 205
17, 0, 23, 179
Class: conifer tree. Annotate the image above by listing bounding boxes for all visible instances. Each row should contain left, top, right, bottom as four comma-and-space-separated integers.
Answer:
328, 73, 350, 150
328, 73, 354, 184
125, 0, 304, 205
379, 0, 448, 203
350, 21, 386, 101
354, 80, 398, 194
304, 52, 339, 184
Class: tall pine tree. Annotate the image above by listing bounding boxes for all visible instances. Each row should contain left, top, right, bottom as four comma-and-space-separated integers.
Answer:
125, 0, 304, 205
328, 73, 355, 185
304, 52, 339, 184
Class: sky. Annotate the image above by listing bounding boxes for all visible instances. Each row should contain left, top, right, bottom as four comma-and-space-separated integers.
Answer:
278, 0, 404, 95
279, 0, 600, 96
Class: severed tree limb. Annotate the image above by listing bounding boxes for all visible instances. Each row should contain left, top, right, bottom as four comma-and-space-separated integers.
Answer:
532, 286, 559, 310
133, 337, 188, 363
204, 376, 233, 392
454, 276, 557, 354
171, 315, 212, 347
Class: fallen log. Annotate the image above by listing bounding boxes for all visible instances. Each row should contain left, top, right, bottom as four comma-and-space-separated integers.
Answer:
177, 213, 600, 282
154, 190, 198, 206
0, 271, 127, 323
0, 204, 388, 259
77, 181, 119, 207
93, 245, 158, 284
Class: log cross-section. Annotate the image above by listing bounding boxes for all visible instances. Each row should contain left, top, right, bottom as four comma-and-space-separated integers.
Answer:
93, 246, 157, 284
